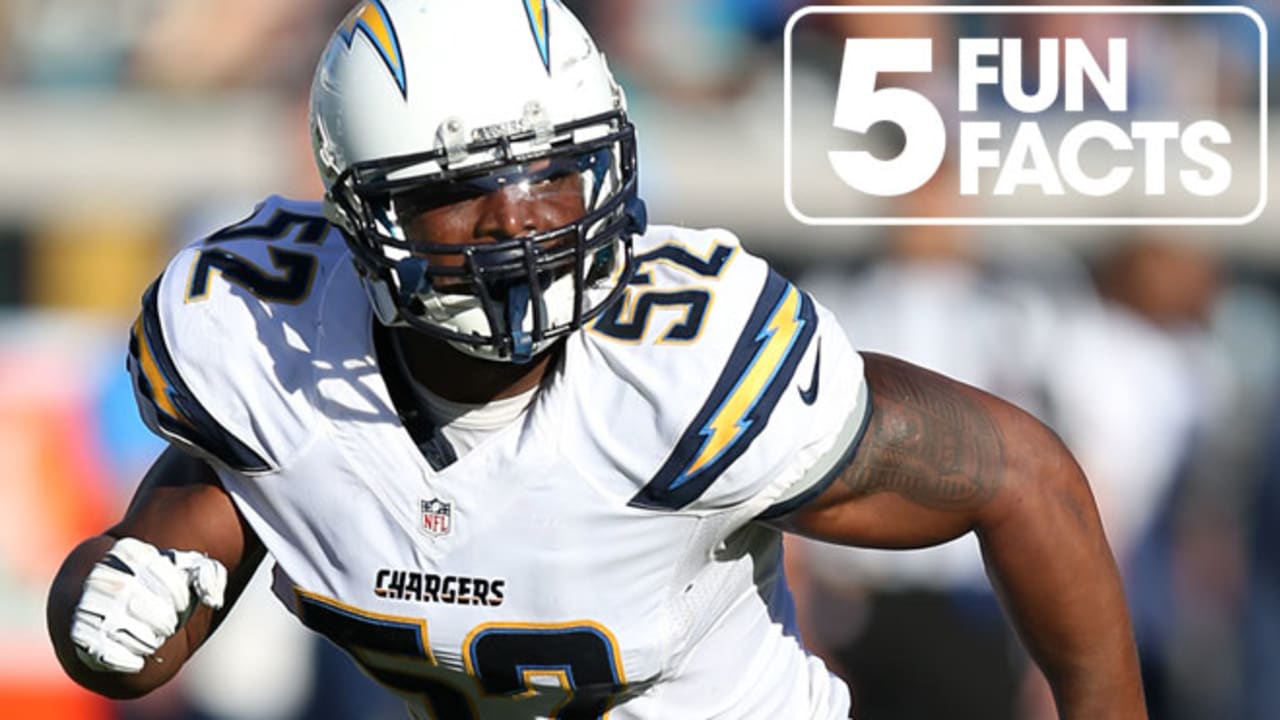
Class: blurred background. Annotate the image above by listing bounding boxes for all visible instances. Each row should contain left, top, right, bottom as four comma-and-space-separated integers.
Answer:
1, 1, 1276, 719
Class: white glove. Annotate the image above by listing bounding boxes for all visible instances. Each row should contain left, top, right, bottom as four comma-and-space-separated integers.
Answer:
70, 537, 228, 673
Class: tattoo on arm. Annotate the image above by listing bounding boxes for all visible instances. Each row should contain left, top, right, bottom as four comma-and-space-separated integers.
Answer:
840, 354, 1004, 511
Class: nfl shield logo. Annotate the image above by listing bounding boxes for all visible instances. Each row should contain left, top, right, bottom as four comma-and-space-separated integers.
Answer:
420, 498, 452, 537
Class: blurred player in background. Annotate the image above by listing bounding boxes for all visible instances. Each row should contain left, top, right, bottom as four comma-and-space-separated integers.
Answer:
47, 1, 1145, 717
788, 166, 1071, 720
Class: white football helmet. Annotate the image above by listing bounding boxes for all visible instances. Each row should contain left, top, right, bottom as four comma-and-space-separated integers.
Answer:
311, 0, 645, 362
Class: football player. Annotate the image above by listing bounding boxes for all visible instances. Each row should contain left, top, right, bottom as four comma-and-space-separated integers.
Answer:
48, 1, 1145, 718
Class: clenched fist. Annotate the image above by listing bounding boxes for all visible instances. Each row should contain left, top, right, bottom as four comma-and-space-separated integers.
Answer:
70, 537, 227, 673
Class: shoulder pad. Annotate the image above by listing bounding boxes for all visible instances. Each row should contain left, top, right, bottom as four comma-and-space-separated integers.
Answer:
578, 226, 867, 515
127, 196, 351, 473
129, 280, 272, 472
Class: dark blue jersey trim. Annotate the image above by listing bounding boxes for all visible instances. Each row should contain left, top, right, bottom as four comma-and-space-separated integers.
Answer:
130, 279, 272, 473
630, 243, 735, 284
755, 386, 874, 521
205, 208, 330, 246
629, 270, 818, 511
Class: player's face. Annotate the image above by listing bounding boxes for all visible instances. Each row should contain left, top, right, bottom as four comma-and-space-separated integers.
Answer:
396, 161, 586, 292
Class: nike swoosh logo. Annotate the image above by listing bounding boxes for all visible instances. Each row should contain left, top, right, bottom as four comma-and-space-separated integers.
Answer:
798, 340, 821, 405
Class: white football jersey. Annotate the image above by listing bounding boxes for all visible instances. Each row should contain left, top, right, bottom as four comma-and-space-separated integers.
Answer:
128, 196, 869, 719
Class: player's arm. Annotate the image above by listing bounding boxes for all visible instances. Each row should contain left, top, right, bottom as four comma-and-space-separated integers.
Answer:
46, 445, 265, 699
774, 352, 1146, 719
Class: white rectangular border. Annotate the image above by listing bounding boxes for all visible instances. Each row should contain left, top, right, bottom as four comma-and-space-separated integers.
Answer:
783, 5, 1269, 226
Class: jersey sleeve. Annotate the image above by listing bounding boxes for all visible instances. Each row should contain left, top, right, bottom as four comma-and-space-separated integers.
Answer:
128, 271, 273, 473
127, 198, 331, 473
751, 299, 870, 520
613, 226, 871, 517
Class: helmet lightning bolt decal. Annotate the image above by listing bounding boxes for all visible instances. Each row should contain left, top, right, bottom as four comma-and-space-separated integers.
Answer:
337, 0, 407, 98
630, 272, 819, 511
523, 0, 552, 73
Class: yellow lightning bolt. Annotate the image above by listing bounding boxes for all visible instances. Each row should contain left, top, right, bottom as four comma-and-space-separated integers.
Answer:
523, 0, 551, 71
337, 1, 406, 96
341, 2, 395, 51
684, 287, 803, 480
132, 316, 188, 426
528, 0, 546, 37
